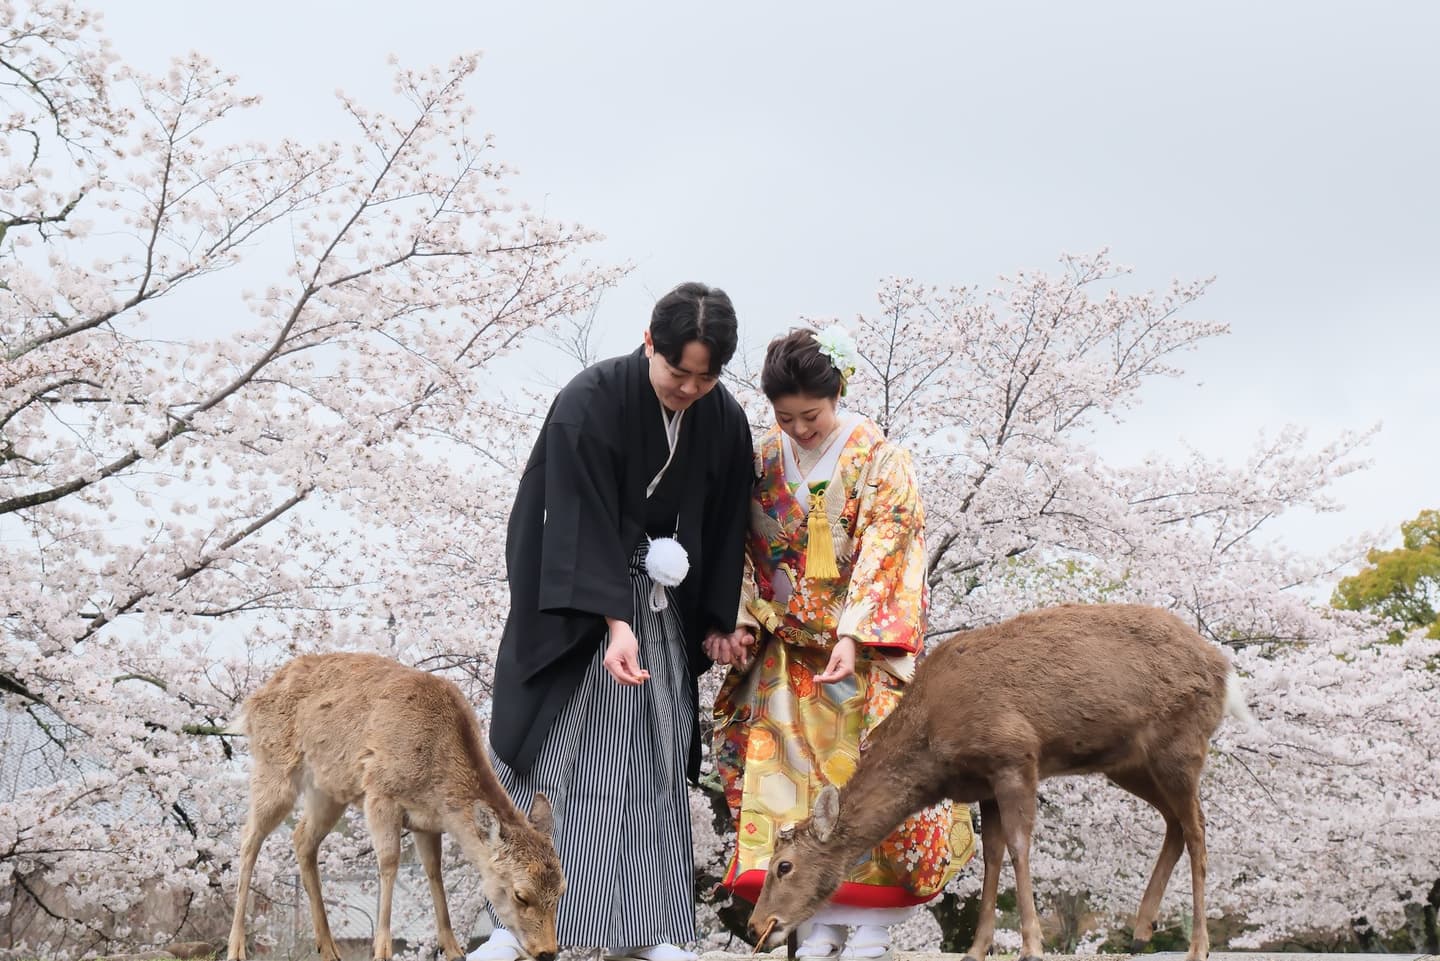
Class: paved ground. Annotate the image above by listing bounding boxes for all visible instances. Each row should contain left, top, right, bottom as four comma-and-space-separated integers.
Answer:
701, 954, 1437, 961
87, 951, 1439, 960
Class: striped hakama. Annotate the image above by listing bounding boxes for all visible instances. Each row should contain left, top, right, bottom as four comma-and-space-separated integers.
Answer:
489, 549, 697, 948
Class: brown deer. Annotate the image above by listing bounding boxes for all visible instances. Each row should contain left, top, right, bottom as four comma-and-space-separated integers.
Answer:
748, 604, 1254, 961
224, 652, 564, 961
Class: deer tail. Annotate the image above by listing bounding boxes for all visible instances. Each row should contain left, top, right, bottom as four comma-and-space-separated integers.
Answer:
1223, 670, 1257, 727
221, 706, 249, 736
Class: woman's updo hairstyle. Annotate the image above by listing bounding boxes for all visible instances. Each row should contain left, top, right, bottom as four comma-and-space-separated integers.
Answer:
649, 282, 738, 376
761, 327, 843, 401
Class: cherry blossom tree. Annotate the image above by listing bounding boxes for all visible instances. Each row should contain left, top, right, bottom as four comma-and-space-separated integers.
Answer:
6, 3, 1437, 957
2, 2, 616, 955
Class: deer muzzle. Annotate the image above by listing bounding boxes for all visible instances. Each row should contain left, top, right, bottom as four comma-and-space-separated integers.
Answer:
752, 916, 791, 953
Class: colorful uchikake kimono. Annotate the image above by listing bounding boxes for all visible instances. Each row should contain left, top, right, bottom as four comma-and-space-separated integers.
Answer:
714, 412, 975, 908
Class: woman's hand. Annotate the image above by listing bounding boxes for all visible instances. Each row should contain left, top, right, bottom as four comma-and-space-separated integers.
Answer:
603, 618, 650, 686
704, 627, 757, 667
814, 635, 857, 683
730, 627, 758, 667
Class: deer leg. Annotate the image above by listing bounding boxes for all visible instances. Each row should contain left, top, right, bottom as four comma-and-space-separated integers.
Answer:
415, 829, 464, 961
294, 787, 348, 961
964, 798, 1006, 961
1107, 770, 1183, 951
1133, 818, 1184, 949
1146, 747, 1211, 961
365, 795, 405, 961
993, 771, 1044, 961
1175, 789, 1209, 961
226, 767, 298, 961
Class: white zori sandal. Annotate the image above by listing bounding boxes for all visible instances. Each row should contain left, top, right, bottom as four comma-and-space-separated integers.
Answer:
603, 944, 699, 961
467, 928, 524, 961
796, 923, 847, 960
839, 924, 892, 961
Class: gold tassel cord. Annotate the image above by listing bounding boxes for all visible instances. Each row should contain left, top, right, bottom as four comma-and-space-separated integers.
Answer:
805, 487, 840, 580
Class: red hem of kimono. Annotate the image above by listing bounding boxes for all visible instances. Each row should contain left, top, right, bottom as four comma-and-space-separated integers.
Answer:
722, 868, 936, 908
855, 640, 922, 656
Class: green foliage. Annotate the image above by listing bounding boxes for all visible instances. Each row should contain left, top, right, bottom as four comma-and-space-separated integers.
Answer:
1332, 509, 1440, 640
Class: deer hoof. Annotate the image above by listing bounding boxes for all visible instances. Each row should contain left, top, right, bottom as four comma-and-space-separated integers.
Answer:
1129, 939, 1150, 954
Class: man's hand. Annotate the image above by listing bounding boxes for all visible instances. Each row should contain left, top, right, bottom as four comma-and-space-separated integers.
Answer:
603, 618, 650, 686
703, 626, 757, 668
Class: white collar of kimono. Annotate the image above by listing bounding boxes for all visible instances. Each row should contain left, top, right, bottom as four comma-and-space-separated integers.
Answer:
645, 402, 685, 499
782, 410, 863, 515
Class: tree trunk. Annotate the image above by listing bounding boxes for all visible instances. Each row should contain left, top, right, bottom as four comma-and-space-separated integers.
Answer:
695, 776, 755, 944
928, 891, 981, 954
1424, 877, 1440, 955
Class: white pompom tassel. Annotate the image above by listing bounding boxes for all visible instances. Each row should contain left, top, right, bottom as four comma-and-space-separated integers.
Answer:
645, 536, 689, 612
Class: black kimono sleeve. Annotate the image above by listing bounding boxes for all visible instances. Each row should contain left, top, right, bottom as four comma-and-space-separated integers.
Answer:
695, 408, 755, 639
535, 420, 632, 625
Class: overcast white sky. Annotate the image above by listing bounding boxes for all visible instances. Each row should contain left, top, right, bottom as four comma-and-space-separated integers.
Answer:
103, 1, 1438, 563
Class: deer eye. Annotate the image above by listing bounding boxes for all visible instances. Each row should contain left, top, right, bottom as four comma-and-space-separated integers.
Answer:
775, 861, 793, 878
514, 893, 530, 907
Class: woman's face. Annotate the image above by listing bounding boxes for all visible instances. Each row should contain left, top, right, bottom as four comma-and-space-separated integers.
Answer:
645, 331, 719, 412
771, 393, 839, 450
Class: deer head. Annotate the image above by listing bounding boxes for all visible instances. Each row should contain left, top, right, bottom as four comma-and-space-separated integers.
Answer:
474, 793, 565, 961
749, 786, 850, 949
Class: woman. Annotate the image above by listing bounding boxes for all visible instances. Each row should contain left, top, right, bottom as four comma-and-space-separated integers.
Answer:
710, 327, 974, 961
476, 283, 754, 961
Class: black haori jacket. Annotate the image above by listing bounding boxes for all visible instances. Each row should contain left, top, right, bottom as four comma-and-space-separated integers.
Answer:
489, 347, 753, 780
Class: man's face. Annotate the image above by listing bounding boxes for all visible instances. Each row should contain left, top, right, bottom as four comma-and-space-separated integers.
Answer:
645, 331, 719, 412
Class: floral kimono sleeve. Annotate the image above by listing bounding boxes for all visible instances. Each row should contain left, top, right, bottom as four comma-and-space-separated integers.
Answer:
835, 442, 926, 654
735, 551, 761, 633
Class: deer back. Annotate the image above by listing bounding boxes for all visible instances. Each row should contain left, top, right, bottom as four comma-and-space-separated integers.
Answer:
243, 653, 518, 818
899, 604, 1231, 782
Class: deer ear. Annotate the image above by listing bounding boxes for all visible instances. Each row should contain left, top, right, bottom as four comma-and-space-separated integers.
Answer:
529, 792, 555, 835
811, 785, 841, 843
473, 802, 502, 845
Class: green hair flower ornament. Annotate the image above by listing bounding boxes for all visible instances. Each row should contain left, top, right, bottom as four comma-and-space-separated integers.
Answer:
812, 326, 860, 396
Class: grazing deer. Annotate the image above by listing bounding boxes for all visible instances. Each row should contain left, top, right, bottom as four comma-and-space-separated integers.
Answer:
224, 652, 564, 961
748, 604, 1254, 961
